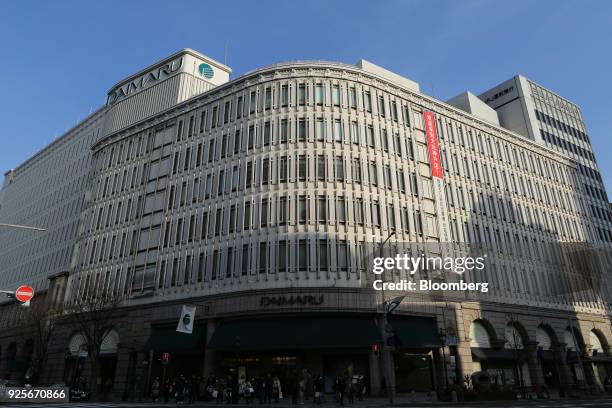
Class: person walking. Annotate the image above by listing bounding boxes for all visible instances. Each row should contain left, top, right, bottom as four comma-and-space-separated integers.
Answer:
272, 376, 282, 402
334, 376, 344, 406
314, 375, 324, 405
264, 374, 273, 404
151, 377, 161, 402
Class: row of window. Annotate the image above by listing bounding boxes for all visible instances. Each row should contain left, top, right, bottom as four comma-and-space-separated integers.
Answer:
540, 129, 595, 162
437, 116, 573, 187
535, 109, 589, 144
577, 163, 604, 185
175, 81, 413, 140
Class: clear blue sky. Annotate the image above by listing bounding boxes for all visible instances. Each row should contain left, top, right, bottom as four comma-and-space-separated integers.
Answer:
1, 0, 611, 196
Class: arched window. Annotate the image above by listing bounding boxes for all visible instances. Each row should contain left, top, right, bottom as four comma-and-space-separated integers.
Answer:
536, 327, 552, 350
100, 330, 120, 354
564, 329, 579, 351
590, 331, 604, 354
68, 333, 87, 357
470, 321, 491, 348
504, 325, 524, 350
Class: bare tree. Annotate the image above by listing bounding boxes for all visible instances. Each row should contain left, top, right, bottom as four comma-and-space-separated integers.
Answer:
23, 295, 62, 384
63, 294, 122, 398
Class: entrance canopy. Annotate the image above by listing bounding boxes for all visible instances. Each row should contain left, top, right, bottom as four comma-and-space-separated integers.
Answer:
208, 316, 380, 351
144, 324, 206, 353
389, 317, 442, 348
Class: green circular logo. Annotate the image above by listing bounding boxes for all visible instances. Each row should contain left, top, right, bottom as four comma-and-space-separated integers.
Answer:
198, 63, 214, 79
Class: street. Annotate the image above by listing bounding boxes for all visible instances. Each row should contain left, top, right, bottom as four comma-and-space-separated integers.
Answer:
4, 399, 612, 408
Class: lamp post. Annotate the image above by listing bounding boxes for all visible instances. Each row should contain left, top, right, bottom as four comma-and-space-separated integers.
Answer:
0, 223, 46, 231
234, 335, 241, 404
376, 231, 397, 405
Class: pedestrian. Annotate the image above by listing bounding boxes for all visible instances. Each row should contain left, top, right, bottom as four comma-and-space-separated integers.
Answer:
164, 378, 173, 403
288, 371, 299, 405
346, 375, 354, 405
151, 377, 161, 402
264, 374, 273, 403
314, 375, 324, 405
356, 376, 365, 401
189, 375, 199, 403
272, 376, 282, 402
216, 377, 225, 404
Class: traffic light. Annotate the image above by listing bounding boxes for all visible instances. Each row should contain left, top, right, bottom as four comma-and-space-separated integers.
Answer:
372, 344, 380, 355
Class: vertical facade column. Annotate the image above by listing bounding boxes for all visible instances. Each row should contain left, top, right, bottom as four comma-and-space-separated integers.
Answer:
455, 340, 474, 385
368, 349, 381, 396
553, 343, 573, 389
203, 319, 216, 378
524, 341, 544, 387
432, 348, 445, 390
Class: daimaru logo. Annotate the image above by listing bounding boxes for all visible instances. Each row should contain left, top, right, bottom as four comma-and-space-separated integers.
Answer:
198, 63, 214, 79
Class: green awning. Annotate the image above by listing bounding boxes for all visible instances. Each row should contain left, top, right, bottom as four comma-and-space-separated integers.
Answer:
208, 316, 381, 350
472, 347, 527, 361
389, 317, 442, 348
143, 324, 206, 354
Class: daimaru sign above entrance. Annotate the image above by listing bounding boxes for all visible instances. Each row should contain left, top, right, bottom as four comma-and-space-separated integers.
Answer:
105, 49, 232, 106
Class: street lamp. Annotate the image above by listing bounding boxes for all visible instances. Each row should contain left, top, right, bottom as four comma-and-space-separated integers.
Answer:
0, 223, 46, 231
376, 231, 399, 405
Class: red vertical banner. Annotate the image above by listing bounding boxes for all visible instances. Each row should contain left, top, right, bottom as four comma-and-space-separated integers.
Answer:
423, 110, 443, 179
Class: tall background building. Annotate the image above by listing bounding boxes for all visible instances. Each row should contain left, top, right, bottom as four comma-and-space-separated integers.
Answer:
478, 76, 612, 242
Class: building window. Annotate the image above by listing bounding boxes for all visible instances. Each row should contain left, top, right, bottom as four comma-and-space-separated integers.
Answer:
279, 156, 288, 182
335, 157, 344, 182
259, 242, 267, 273
281, 85, 289, 107
337, 197, 346, 224
279, 196, 288, 225
350, 122, 359, 144
364, 91, 372, 112
319, 239, 328, 271
278, 240, 287, 272
244, 201, 251, 230
316, 119, 325, 142
298, 84, 306, 106
332, 85, 340, 106
261, 198, 269, 227
298, 196, 308, 223
315, 84, 324, 105
349, 87, 357, 109
298, 155, 307, 181
241, 244, 249, 275
334, 120, 343, 143
262, 158, 270, 185
265, 87, 272, 110
352, 159, 362, 183
298, 240, 308, 271
317, 196, 327, 224
298, 119, 307, 142
280, 119, 288, 143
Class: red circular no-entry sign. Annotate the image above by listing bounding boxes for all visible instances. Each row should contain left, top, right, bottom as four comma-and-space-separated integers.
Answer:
15, 285, 34, 303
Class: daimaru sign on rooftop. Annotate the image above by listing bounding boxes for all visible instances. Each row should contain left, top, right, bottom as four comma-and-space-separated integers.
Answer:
106, 49, 231, 106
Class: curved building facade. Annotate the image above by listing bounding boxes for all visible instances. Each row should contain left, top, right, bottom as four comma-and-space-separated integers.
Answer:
1, 50, 612, 399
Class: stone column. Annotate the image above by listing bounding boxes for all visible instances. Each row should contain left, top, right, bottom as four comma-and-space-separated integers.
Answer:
432, 347, 445, 390
369, 349, 381, 396
553, 343, 573, 388
203, 319, 216, 378
455, 340, 474, 385
523, 341, 544, 387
